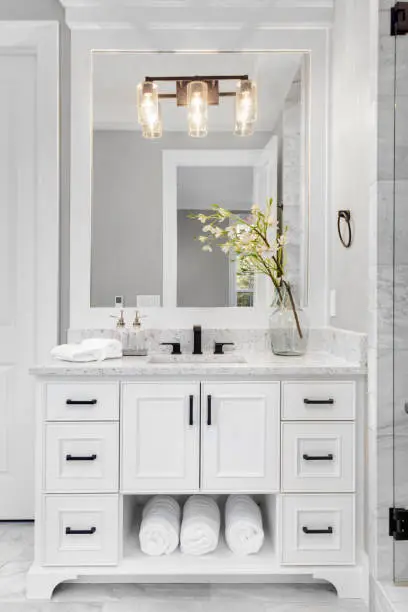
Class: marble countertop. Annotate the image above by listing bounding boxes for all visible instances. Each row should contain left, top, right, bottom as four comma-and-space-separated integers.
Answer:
30, 351, 366, 378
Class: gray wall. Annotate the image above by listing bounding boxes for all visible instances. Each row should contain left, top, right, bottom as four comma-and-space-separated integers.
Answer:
177, 211, 230, 307
0, 0, 71, 343
177, 167, 253, 307
91, 130, 270, 307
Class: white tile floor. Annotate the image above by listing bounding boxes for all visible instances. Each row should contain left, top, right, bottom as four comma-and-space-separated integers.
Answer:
0, 523, 369, 612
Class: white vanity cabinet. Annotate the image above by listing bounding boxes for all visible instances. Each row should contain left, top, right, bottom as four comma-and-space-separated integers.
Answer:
201, 382, 280, 492
28, 371, 367, 602
121, 383, 200, 493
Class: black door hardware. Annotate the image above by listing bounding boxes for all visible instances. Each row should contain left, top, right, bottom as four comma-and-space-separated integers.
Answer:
65, 526, 96, 535
214, 342, 235, 355
66, 454, 97, 461
302, 526, 333, 535
303, 398, 334, 405
66, 399, 97, 405
389, 507, 408, 540
302, 454, 334, 461
207, 395, 212, 426
189, 395, 194, 426
391, 2, 408, 36
160, 342, 182, 355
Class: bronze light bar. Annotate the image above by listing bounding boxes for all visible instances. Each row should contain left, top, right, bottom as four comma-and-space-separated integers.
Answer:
144, 75, 249, 106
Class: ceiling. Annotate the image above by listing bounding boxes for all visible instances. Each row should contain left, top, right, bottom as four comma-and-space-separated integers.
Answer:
58, 0, 334, 29
93, 51, 303, 132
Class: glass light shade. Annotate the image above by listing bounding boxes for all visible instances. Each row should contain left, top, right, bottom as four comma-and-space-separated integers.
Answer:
137, 81, 159, 127
187, 80, 208, 138
234, 121, 254, 137
235, 79, 257, 126
142, 103, 162, 139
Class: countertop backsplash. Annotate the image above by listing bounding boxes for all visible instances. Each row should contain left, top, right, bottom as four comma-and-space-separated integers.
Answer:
67, 327, 367, 367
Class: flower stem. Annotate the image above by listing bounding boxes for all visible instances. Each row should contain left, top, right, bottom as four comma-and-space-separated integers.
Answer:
282, 280, 303, 339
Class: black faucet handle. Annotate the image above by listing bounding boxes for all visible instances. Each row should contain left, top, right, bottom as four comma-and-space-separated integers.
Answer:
160, 342, 182, 355
214, 342, 235, 355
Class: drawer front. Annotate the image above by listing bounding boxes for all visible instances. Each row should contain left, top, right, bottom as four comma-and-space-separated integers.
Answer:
282, 382, 355, 421
44, 495, 119, 566
45, 423, 119, 493
45, 382, 119, 421
281, 494, 355, 565
281, 423, 355, 493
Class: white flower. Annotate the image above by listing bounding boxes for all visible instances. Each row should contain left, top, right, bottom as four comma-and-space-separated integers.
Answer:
221, 244, 230, 253
251, 203, 260, 212
198, 235, 207, 243
214, 227, 223, 238
202, 245, 213, 252
203, 225, 211, 233
197, 214, 206, 223
267, 215, 275, 225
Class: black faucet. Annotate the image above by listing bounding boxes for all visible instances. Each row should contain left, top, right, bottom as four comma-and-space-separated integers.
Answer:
193, 325, 202, 355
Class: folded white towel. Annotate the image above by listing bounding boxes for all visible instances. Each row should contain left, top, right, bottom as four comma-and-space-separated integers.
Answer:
225, 495, 264, 556
180, 495, 220, 556
139, 496, 181, 556
51, 338, 122, 362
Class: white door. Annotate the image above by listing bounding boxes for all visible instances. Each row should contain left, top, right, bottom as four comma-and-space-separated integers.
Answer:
201, 382, 280, 492
0, 24, 58, 519
121, 383, 200, 493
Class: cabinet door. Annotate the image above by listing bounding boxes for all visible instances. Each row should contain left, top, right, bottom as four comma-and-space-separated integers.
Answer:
121, 383, 200, 493
201, 382, 280, 492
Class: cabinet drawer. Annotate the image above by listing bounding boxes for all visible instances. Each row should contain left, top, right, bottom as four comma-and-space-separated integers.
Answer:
45, 423, 119, 493
280, 494, 355, 565
45, 382, 119, 421
44, 495, 119, 566
282, 382, 355, 421
281, 423, 355, 493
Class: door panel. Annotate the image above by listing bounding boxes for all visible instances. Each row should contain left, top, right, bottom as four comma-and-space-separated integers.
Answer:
0, 55, 36, 518
201, 382, 280, 492
121, 383, 200, 492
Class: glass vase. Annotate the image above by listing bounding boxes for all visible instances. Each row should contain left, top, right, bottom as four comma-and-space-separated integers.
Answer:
269, 286, 309, 356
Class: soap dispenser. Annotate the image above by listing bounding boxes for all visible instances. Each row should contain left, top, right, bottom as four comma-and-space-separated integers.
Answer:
110, 309, 129, 351
130, 310, 148, 356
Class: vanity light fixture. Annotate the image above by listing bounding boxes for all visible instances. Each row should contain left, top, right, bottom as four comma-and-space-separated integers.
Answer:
136, 75, 257, 139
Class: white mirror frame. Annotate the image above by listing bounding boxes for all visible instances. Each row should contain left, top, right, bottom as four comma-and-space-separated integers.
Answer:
69, 27, 329, 330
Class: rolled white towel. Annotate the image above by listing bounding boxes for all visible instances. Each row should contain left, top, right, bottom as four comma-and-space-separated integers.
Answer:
225, 495, 264, 556
180, 495, 220, 556
51, 338, 122, 362
139, 496, 181, 556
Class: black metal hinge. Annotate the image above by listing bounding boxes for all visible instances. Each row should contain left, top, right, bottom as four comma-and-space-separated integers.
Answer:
391, 2, 408, 36
389, 507, 408, 540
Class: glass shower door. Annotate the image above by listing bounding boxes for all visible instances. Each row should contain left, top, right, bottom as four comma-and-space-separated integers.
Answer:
392, 1, 408, 584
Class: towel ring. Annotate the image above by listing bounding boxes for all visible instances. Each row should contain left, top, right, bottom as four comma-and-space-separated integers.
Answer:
337, 210, 352, 248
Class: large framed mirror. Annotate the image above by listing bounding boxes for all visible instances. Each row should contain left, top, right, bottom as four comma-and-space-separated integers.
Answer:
90, 51, 309, 311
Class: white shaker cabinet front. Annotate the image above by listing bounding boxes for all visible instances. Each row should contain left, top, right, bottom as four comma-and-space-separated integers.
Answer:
201, 382, 280, 492
121, 383, 200, 493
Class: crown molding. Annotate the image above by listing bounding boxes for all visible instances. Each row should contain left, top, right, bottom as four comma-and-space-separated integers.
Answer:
58, 0, 334, 30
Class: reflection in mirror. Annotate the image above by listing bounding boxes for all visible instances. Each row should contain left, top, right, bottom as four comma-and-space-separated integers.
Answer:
177, 166, 254, 307
91, 51, 308, 309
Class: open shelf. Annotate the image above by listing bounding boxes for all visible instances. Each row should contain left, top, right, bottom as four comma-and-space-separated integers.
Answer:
121, 494, 279, 576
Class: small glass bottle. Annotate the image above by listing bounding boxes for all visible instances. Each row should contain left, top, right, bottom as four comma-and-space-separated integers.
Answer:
131, 310, 148, 356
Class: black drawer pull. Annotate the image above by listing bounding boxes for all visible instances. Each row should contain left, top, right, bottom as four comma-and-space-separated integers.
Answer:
66, 399, 97, 405
189, 395, 194, 426
66, 454, 97, 461
303, 453, 334, 461
207, 395, 212, 426
303, 398, 334, 405
303, 526, 333, 535
65, 526, 96, 535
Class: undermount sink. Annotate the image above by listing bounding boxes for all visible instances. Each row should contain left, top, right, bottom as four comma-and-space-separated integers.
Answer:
148, 354, 247, 364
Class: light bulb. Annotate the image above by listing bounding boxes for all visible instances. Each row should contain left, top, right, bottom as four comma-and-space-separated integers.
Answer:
234, 121, 254, 137
137, 81, 159, 127
142, 103, 162, 139
235, 80, 257, 126
187, 81, 208, 138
